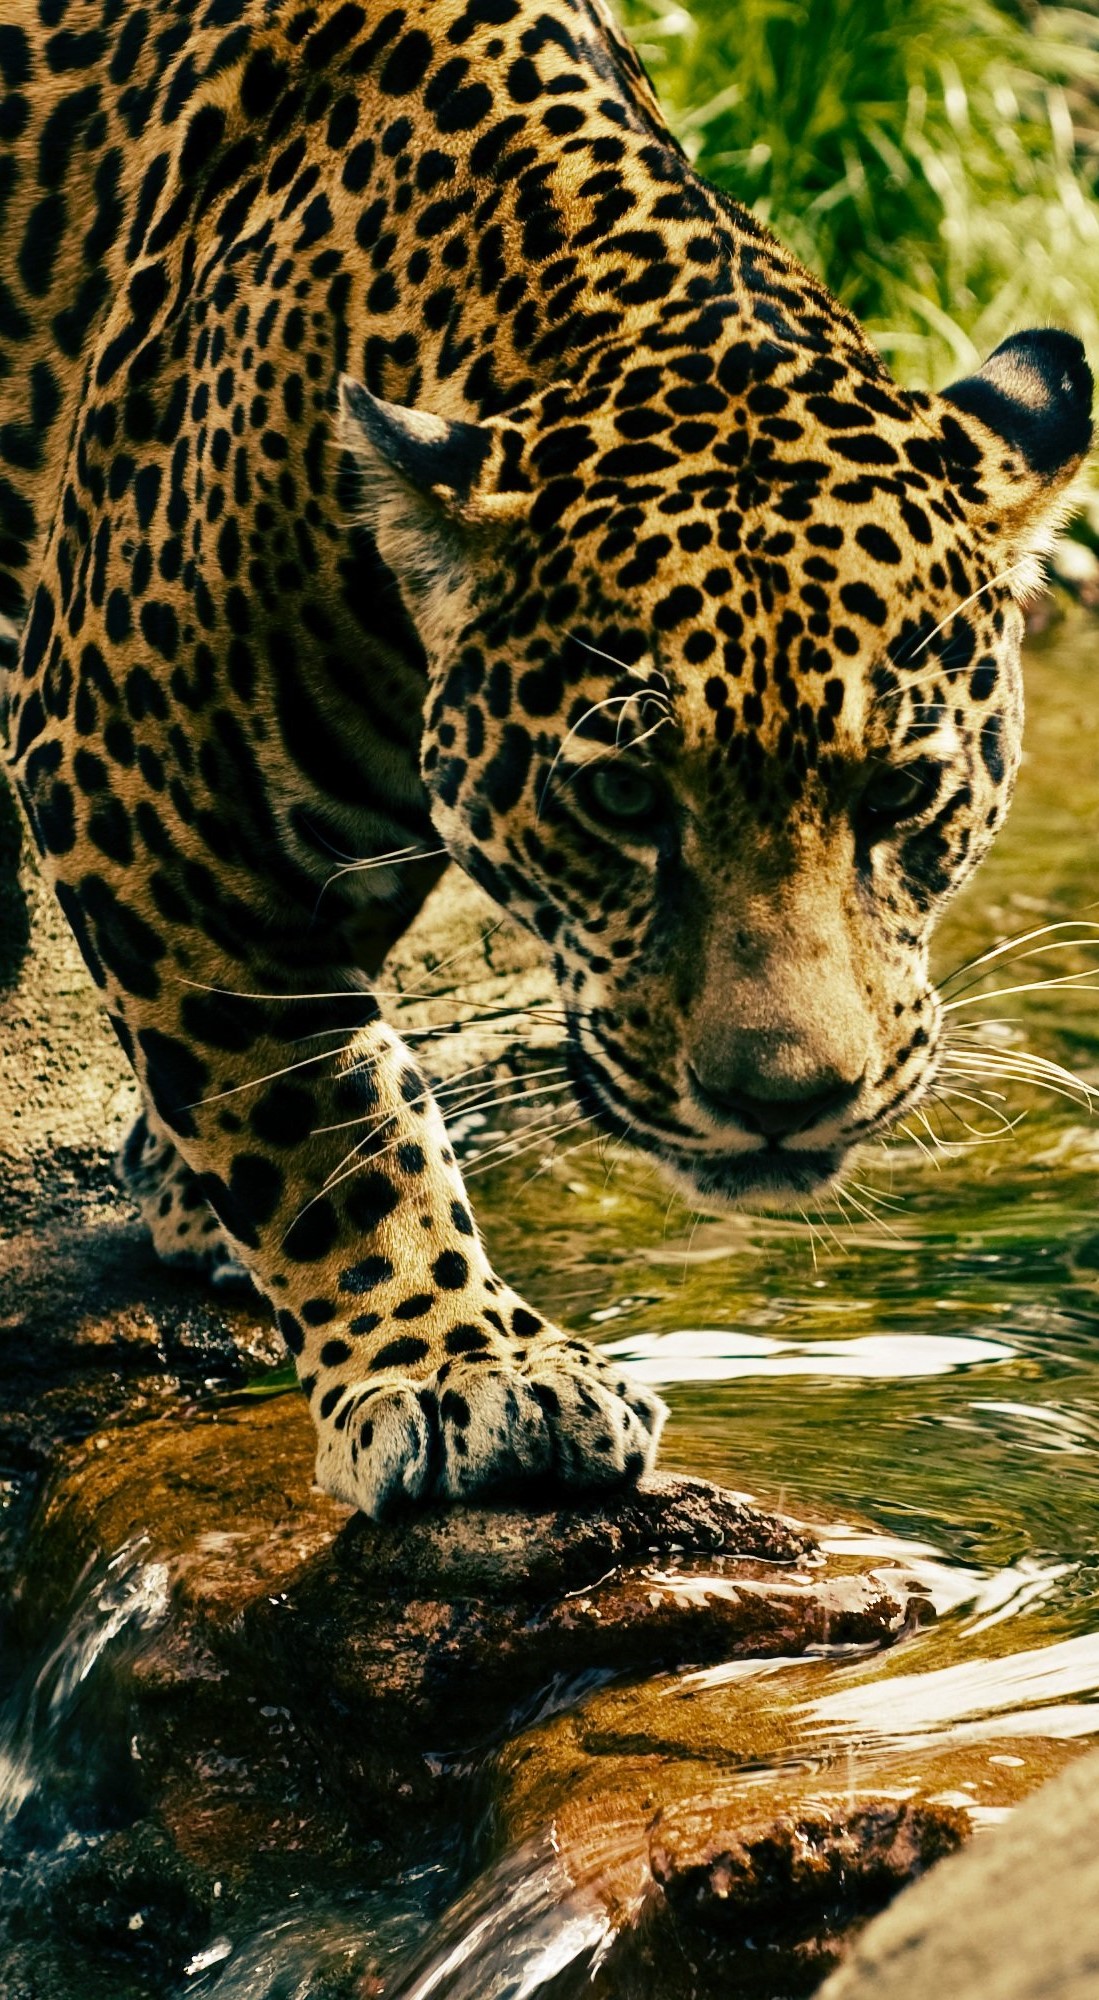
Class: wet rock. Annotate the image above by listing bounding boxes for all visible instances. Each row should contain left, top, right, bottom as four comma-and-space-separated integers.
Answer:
10, 1391, 929, 1872
489, 1667, 965, 1999
0, 1226, 282, 1614
0, 1940, 153, 2000
16, 1395, 870, 1782
588, 1808, 966, 1999
643, 1796, 966, 1994
16, 1396, 339, 1642
383, 1775, 967, 2000
818, 1743, 1099, 2000
0, 1821, 231, 2000
241, 1483, 909, 1818
17, 1390, 901, 1672
651, 1795, 967, 1924
332, 1468, 814, 1598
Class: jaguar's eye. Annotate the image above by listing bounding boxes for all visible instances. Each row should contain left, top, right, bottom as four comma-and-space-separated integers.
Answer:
577, 762, 661, 828
861, 762, 939, 826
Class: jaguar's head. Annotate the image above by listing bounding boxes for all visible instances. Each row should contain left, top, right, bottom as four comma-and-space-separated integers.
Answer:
340, 319, 1091, 1211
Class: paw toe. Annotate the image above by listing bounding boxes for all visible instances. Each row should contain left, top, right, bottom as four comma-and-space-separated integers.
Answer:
314, 1383, 433, 1517
523, 1353, 666, 1489
312, 1347, 665, 1517
434, 1366, 553, 1499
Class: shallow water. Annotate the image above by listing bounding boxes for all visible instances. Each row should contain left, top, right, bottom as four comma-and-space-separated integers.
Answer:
4, 610, 1099, 1997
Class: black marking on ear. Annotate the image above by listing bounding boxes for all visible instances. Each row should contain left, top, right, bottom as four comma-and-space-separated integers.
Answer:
339, 377, 492, 502
942, 330, 1093, 477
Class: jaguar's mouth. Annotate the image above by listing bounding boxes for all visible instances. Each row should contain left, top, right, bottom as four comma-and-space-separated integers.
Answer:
566, 1021, 943, 1216
566, 1036, 849, 1212
652, 1055, 944, 1213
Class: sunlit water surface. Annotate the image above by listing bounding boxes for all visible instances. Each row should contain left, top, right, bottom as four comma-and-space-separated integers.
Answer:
3, 613, 1099, 1996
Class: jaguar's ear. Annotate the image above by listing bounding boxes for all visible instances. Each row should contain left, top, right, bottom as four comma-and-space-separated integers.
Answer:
338, 378, 525, 640
939, 330, 1093, 584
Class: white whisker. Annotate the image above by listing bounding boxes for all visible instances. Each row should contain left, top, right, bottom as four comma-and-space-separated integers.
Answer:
932, 1086, 1023, 1141
463, 1110, 597, 1181
515, 1125, 608, 1195
944, 969, 1099, 1011
190, 1037, 366, 1108
796, 1205, 821, 1272
536, 690, 640, 817
906, 556, 1032, 661
834, 1181, 900, 1239
939, 918, 1099, 992
941, 934, 1099, 1008
940, 1047, 1092, 1111
848, 1177, 906, 1212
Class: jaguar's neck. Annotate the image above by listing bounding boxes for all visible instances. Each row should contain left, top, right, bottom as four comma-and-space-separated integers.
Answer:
272, 0, 877, 420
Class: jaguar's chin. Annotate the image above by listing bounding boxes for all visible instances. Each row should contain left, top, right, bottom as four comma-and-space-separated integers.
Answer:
655, 1145, 847, 1216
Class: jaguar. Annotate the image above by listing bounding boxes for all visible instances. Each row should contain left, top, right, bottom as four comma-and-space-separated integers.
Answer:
1, 0, 1091, 1517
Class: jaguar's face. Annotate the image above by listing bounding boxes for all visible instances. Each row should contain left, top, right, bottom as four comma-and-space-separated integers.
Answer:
426, 555, 1026, 1214
340, 324, 1090, 1212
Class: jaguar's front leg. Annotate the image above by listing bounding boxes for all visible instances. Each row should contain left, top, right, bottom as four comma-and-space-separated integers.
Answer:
118, 971, 665, 1517
274, 1013, 666, 1516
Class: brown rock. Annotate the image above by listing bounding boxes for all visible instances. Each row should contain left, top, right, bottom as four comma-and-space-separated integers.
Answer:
4, 1364, 972, 2000
334, 1468, 815, 1598
651, 1794, 967, 1928
487, 1694, 967, 2000
13, 1392, 921, 1844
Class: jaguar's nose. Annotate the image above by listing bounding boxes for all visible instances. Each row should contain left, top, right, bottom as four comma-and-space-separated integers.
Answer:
688, 1068, 864, 1140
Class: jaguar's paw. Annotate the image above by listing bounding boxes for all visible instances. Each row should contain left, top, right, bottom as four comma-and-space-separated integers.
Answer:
312, 1343, 666, 1519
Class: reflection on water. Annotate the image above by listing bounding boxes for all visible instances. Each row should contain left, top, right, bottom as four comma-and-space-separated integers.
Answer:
802, 1631, 1099, 1743
971, 1397, 1099, 1454
603, 1326, 1018, 1380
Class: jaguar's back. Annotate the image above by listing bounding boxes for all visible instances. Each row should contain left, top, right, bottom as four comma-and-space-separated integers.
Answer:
1, 2, 169, 640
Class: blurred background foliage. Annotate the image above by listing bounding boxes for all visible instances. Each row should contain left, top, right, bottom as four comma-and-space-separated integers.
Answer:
621, 0, 1099, 394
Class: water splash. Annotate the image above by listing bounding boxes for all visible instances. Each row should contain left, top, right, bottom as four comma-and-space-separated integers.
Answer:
191, 1868, 454, 2000
385, 1836, 622, 2000
0, 1539, 170, 1828
190, 1914, 372, 1998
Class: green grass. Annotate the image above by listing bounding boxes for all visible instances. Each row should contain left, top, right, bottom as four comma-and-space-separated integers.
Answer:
622, 0, 1099, 391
